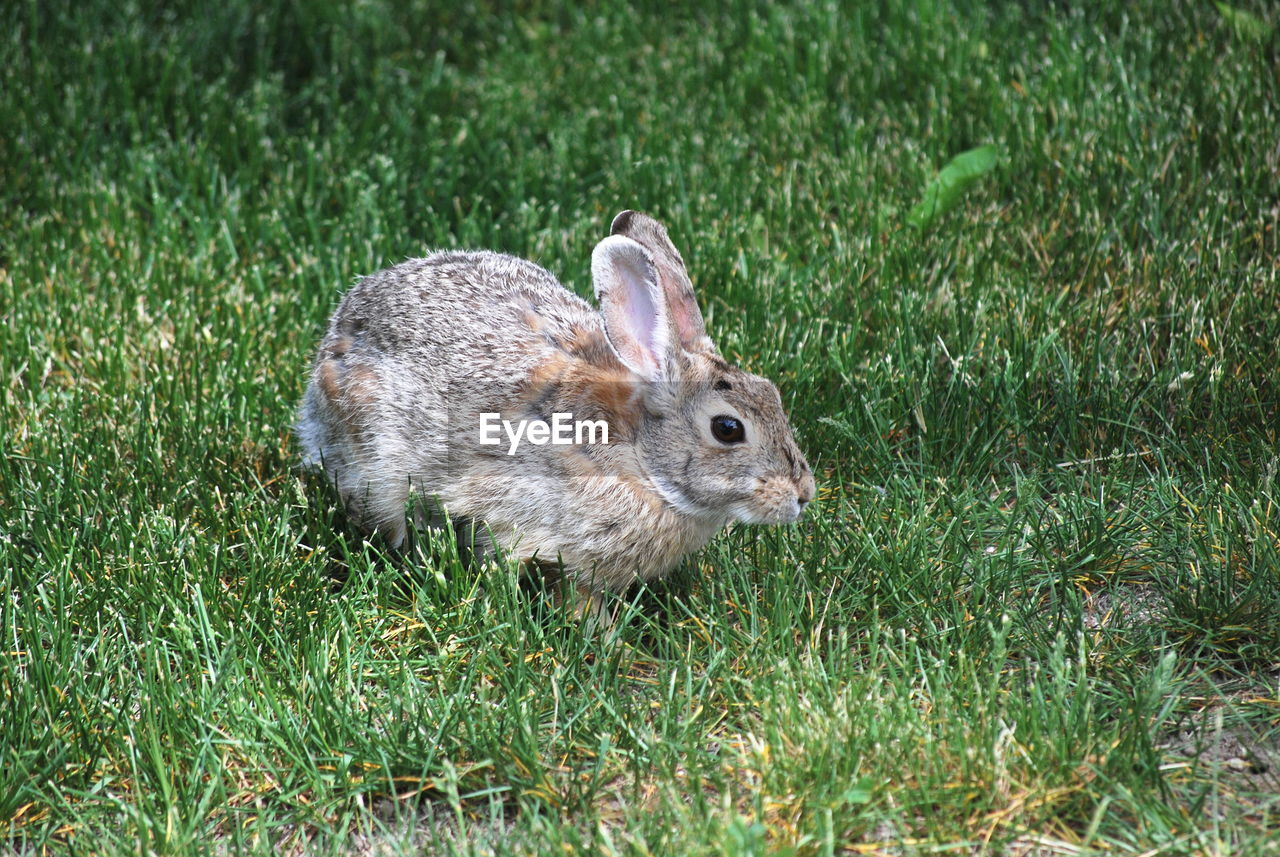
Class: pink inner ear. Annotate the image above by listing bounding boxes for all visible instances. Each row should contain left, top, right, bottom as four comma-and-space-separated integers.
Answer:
623, 278, 659, 358
593, 236, 669, 380
612, 246, 664, 377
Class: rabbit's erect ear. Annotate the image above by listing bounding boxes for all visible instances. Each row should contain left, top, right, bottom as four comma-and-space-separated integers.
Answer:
610, 210, 715, 355
592, 235, 671, 381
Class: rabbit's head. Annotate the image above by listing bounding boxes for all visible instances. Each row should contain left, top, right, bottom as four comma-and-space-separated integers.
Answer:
592, 211, 815, 525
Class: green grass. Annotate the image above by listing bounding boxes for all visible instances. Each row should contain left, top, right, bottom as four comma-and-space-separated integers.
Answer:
3, 0, 1279, 853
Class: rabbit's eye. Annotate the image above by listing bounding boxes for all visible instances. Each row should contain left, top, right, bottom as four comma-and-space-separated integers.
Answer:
710, 415, 746, 444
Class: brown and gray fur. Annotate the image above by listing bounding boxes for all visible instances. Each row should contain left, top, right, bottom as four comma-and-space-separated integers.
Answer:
297, 211, 815, 609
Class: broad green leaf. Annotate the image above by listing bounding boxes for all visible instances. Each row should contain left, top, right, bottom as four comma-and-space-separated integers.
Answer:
907, 144, 1000, 230
1215, 2, 1272, 42
837, 779, 875, 806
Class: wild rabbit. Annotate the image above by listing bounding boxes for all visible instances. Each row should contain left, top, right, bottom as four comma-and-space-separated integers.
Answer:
297, 211, 814, 615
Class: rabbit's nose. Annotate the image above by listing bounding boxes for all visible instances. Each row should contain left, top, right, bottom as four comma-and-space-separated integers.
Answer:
796, 471, 816, 508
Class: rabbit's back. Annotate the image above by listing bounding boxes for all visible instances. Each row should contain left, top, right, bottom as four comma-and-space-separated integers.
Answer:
296, 250, 598, 543
322, 251, 593, 370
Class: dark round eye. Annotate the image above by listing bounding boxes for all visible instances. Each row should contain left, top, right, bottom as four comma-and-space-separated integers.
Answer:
710, 415, 746, 444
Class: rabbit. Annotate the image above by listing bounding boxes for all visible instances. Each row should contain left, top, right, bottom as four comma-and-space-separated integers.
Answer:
296, 210, 815, 615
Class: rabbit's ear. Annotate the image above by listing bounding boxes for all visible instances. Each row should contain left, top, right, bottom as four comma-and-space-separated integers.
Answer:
610, 210, 715, 355
592, 235, 672, 381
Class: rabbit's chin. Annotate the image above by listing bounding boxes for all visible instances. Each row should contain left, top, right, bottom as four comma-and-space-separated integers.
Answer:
729, 497, 805, 526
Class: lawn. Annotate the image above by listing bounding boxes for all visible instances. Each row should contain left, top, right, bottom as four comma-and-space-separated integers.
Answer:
2, 0, 1278, 854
